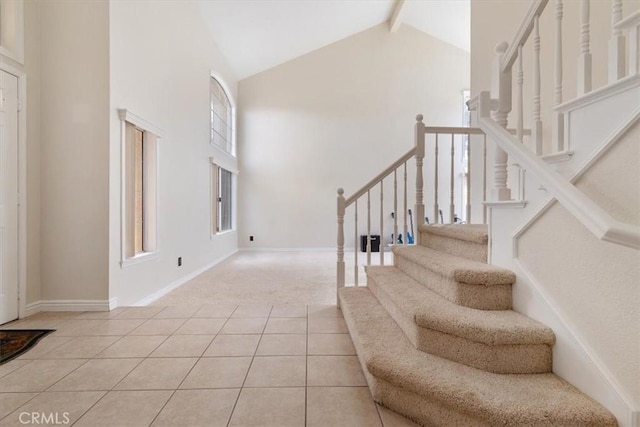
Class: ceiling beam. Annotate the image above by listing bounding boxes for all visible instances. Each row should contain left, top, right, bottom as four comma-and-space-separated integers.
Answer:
389, 0, 407, 33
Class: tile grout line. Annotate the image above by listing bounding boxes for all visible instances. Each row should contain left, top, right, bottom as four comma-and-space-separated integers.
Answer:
77, 306, 236, 426
65, 310, 189, 425
305, 304, 309, 427
157, 305, 238, 399
225, 304, 272, 427
147, 389, 177, 426
3, 304, 363, 426
68, 390, 110, 426
186, 306, 237, 359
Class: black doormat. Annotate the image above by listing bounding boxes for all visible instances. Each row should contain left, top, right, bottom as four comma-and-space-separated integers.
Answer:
0, 329, 55, 365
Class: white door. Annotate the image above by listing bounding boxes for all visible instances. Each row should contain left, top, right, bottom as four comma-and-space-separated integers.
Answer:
0, 70, 19, 325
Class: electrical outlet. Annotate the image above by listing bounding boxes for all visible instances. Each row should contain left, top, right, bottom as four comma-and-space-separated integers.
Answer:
249, 236, 254, 242
178, 257, 182, 267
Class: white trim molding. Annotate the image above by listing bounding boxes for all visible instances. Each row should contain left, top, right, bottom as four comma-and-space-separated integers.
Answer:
24, 301, 41, 318
541, 150, 574, 164
484, 200, 527, 209
23, 298, 117, 315
512, 105, 640, 256
209, 70, 237, 157
0, 0, 25, 64
479, 110, 640, 250
554, 73, 640, 113
1, 62, 28, 320
117, 109, 165, 138
117, 109, 163, 268
239, 247, 336, 253
120, 252, 160, 269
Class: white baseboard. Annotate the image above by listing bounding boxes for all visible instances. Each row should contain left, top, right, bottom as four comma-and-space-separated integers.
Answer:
239, 247, 335, 252
24, 301, 41, 317
23, 298, 117, 316
132, 250, 238, 306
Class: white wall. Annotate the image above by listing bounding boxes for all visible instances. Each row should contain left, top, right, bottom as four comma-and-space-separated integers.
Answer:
108, 1, 239, 306
238, 23, 470, 249
39, 0, 110, 301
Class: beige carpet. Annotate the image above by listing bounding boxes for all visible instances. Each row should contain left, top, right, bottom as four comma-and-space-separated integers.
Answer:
338, 224, 617, 426
153, 250, 393, 306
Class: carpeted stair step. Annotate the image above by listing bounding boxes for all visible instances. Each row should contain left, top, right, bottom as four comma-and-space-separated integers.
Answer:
365, 266, 554, 374
419, 224, 488, 263
392, 244, 515, 310
338, 286, 617, 427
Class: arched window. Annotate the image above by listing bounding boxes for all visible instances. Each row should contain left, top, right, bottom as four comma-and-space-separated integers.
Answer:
210, 77, 234, 155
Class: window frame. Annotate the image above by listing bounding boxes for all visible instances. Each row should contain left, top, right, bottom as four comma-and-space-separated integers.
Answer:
210, 157, 238, 238
118, 109, 163, 268
209, 71, 236, 156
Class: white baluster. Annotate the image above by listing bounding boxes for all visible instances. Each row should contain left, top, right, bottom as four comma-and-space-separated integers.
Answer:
434, 134, 439, 223
491, 42, 512, 201
553, 0, 565, 152
337, 188, 345, 305
628, 17, 640, 76
403, 162, 408, 245
380, 181, 384, 265
609, 0, 626, 83
393, 170, 398, 245
466, 132, 471, 223
516, 45, 524, 142
483, 135, 488, 224
449, 133, 455, 224
354, 200, 358, 287
532, 16, 543, 156
415, 115, 425, 243
367, 190, 371, 265
578, 0, 592, 95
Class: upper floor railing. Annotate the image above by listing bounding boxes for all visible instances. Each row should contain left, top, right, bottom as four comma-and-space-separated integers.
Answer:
473, 0, 640, 249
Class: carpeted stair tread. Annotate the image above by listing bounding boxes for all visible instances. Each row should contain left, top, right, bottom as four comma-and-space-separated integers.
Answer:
419, 224, 488, 245
365, 266, 554, 346
339, 287, 617, 426
392, 244, 514, 286
418, 224, 488, 263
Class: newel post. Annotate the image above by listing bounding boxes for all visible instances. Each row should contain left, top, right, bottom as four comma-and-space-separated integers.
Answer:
414, 114, 425, 244
336, 188, 346, 307
491, 41, 512, 201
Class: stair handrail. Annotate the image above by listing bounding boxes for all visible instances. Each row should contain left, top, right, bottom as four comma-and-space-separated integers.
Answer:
476, 91, 640, 250
336, 117, 496, 303
344, 148, 416, 207
500, 0, 549, 74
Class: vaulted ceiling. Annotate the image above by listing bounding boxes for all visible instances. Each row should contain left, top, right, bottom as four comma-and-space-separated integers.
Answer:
195, 0, 470, 80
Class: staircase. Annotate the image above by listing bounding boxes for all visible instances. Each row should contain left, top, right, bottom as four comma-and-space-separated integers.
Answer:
338, 224, 616, 426
335, 0, 640, 424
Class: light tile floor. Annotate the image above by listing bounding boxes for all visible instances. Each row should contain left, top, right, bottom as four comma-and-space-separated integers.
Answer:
1, 304, 417, 427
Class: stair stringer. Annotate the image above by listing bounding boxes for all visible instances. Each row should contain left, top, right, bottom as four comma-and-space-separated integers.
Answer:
488, 91, 640, 426
553, 74, 640, 174
513, 258, 639, 427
